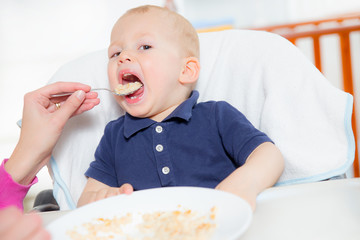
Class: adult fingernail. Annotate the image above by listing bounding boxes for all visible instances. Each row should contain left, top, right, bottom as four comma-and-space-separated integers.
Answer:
76, 90, 85, 100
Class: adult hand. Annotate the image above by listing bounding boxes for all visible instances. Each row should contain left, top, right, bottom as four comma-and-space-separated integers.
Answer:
0, 206, 50, 240
5, 82, 100, 185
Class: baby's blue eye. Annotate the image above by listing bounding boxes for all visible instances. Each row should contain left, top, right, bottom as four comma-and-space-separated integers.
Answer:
111, 52, 121, 58
140, 45, 151, 50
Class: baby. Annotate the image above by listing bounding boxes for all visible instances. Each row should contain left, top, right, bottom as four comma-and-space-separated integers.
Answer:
78, 5, 284, 210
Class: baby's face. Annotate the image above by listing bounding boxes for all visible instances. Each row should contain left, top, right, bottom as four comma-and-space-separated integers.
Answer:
108, 10, 187, 121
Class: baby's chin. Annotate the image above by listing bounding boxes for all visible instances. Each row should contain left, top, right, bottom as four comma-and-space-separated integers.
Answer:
118, 103, 148, 118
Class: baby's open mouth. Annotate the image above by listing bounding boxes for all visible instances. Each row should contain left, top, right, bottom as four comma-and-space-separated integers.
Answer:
122, 73, 141, 85
114, 73, 143, 96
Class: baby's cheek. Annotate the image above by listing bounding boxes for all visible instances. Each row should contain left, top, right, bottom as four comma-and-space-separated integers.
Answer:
107, 65, 118, 84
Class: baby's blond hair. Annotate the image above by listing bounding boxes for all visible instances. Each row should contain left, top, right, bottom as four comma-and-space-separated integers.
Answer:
122, 5, 199, 59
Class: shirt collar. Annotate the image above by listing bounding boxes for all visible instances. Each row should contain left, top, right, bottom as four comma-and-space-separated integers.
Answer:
123, 90, 199, 138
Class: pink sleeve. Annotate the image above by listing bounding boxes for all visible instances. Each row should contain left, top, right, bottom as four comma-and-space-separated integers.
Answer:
0, 159, 38, 211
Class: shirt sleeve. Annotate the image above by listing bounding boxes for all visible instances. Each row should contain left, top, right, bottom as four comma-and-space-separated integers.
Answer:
85, 122, 118, 187
215, 101, 273, 166
0, 159, 38, 211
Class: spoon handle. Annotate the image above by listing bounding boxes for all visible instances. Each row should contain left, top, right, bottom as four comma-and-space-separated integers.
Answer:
50, 88, 112, 98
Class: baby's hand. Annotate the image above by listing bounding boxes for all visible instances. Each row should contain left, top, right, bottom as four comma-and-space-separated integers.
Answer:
95, 183, 133, 201
79, 183, 134, 206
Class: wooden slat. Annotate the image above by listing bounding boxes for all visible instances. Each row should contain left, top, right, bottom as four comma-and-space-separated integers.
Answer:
339, 32, 359, 177
313, 36, 322, 72
252, 13, 360, 32
281, 24, 360, 39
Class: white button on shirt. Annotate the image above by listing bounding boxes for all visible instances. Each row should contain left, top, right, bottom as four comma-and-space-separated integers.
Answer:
162, 166, 170, 174
156, 144, 164, 152
155, 125, 163, 133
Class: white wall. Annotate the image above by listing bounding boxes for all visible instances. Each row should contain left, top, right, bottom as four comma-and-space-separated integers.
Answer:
182, 0, 291, 28
182, 0, 360, 28
287, 0, 360, 22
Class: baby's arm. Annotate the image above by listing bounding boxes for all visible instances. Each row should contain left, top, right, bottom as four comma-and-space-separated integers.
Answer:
77, 178, 133, 207
216, 142, 284, 211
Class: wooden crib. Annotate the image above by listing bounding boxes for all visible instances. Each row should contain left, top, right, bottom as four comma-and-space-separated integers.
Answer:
252, 13, 360, 177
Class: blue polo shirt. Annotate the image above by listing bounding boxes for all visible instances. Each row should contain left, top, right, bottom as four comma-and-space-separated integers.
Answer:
86, 91, 272, 190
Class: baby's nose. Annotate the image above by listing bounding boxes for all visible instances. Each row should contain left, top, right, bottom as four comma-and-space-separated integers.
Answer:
119, 57, 131, 63
118, 51, 132, 64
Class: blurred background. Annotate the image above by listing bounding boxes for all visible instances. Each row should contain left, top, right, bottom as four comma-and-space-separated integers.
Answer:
1, 0, 360, 210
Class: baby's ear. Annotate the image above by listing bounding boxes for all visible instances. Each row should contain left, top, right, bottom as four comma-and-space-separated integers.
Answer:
179, 57, 200, 85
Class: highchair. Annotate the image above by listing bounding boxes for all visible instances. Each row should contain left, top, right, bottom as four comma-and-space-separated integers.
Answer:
37, 30, 354, 210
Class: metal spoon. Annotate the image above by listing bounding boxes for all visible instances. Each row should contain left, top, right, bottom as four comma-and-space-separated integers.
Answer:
50, 84, 142, 98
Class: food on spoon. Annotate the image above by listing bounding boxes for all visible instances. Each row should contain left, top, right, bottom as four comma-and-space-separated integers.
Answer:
114, 81, 143, 95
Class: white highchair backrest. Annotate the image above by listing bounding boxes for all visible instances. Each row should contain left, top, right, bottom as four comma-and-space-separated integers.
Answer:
48, 30, 354, 210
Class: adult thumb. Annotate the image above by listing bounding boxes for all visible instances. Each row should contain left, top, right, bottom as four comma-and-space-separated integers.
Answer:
56, 90, 86, 121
